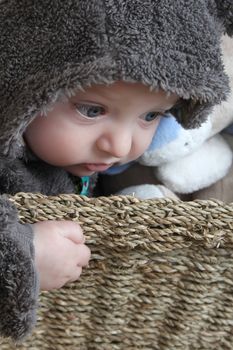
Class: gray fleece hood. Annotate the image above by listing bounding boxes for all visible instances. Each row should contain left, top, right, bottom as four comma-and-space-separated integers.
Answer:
0, 0, 233, 157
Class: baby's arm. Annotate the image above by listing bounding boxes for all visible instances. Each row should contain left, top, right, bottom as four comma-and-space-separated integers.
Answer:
0, 196, 38, 341
0, 196, 90, 341
33, 220, 91, 290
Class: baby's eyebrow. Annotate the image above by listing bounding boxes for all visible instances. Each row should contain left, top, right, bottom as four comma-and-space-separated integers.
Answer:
160, 101, 180, 112
165, 98, 183, 111
71, 91, 109, 103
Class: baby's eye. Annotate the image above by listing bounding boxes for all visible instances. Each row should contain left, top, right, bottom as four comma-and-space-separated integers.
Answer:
142, 112, 162, 123
75, 104, 106, 118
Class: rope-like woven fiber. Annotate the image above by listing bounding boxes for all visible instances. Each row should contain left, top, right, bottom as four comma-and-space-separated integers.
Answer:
1, 193, 233, 350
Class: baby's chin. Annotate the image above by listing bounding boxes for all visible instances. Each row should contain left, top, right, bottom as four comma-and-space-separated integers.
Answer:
63, 165, 96, 177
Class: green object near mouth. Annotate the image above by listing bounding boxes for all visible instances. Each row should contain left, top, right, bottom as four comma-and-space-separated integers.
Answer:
80, 176, 90, 196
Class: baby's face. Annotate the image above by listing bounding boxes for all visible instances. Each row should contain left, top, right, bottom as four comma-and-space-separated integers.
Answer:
24, 82, 179, 176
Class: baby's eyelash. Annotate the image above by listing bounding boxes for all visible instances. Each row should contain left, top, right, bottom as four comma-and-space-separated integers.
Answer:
75, 104, 106, 119
163, 111, 172, 118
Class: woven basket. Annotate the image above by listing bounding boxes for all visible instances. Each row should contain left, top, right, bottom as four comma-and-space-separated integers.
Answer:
0, 193, 233, 350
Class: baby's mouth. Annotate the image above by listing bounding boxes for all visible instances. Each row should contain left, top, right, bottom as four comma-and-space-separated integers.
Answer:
83, 163, 114, 172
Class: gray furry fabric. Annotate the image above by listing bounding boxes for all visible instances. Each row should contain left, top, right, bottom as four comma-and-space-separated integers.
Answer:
0, 0, 232, 342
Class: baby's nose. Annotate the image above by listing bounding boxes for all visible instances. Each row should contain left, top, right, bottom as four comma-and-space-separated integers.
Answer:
97, 127, 133, 159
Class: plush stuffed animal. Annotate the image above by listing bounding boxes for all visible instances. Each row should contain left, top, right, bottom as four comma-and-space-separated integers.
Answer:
115, 35, 233, 199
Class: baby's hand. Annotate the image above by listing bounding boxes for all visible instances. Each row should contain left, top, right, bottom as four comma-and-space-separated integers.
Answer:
32, 220, 91, 290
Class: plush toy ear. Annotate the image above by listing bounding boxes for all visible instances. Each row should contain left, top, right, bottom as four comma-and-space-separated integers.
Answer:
214, 0, 233, 36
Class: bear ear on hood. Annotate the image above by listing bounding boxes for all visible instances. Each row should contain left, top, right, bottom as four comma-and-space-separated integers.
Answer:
173, 0, 233, 129
214, 0, 233, 36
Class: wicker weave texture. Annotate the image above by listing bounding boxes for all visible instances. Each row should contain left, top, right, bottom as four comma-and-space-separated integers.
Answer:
0, 193, 233, 350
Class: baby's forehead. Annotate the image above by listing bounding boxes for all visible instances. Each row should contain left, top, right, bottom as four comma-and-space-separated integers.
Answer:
72, 82, 179, 101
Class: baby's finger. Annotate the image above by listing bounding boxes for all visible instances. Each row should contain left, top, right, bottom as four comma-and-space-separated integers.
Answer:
58, 221, 85, 244
69, 267, 83, 283
76, 244, 91, 267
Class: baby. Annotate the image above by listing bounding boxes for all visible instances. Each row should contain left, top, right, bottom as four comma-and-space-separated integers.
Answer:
0, 0, 231, 341
25, 82, 178, 290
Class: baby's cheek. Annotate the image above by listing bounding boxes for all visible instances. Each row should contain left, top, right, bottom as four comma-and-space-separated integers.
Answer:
143, 120, 161, 150
132, 141, 150, 160
141, 130, 156, 153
